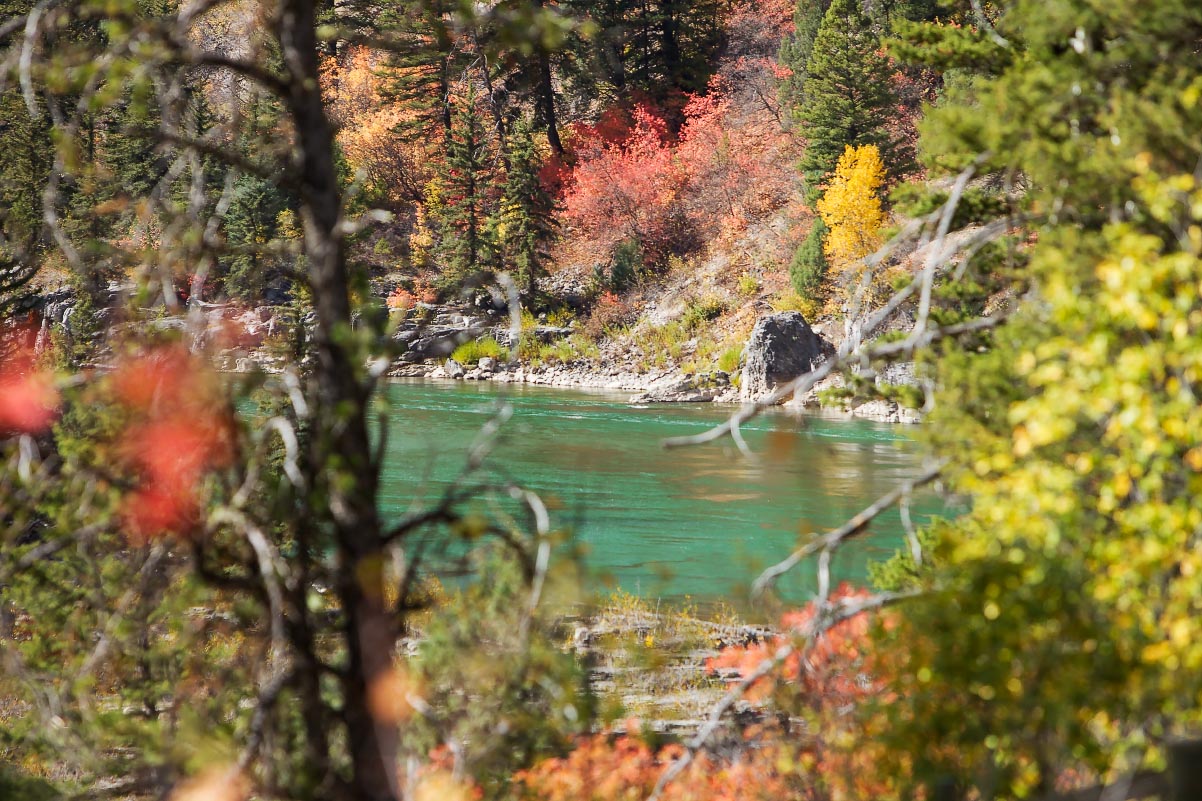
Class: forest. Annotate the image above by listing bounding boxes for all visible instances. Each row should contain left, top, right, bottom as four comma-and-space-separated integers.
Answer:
2, 0, 1202, 799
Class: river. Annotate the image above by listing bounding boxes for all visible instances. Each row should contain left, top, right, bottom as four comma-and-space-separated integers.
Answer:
377, 379, 942, 605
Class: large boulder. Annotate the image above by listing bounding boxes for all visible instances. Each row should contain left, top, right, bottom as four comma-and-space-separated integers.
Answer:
740, 312, 830, 402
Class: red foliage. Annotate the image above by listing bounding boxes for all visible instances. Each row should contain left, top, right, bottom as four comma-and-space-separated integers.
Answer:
512, 727, 794, 801
0, 326, 59, 436
387, 287, 417, 311
111, 345, 233, 542
706, 583, 880, 704
561, 72, 798, 268
674, 78, 798, 241
562, 104, 687, 263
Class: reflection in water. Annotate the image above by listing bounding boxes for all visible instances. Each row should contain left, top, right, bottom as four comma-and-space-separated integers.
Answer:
378, 380, 944, 603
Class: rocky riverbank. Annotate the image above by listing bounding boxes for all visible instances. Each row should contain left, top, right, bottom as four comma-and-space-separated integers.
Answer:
25, 286, 920, 424
385, 309, 920, 424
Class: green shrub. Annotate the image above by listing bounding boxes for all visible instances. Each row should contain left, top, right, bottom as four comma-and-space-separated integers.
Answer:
530, 334, 600, 367
737, 273, 759, 297
770, 289, 821, 320
545, 307, 575, 327
401, 549, 592, 791
452, 336, 508, 364
598, 238, 642, 292
680, 295, 726, 332
790, 218, 829, 301
717, 345, 742, 374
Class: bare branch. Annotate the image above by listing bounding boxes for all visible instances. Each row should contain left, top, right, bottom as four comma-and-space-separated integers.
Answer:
752, 461, 946, 597
648, 591, 920, 801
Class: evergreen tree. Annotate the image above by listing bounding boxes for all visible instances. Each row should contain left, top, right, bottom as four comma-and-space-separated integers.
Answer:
0, 91, 52, 254
380, 0, 460, 142
223, 174, 288, 299
789, 217, 828, 301
103, 82, 170, 206
497, 118, 558, 302
796, 0, 899, 196
495, 0, 567, 153
433, 95, 496, 283
221, 96, 290, 299
561, 0, 726, 117
777, 0, 830, 123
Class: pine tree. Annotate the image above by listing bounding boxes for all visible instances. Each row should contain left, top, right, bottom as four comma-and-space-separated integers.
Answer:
561, 0, 726, 115
0, 91, 52, 252
221, 96, 290, 299
777, 0, 830, 123
789, 217, 828, 301
497, 118, 558, 302
380, 0, 460, 143
104, 86, 169, 204
796, 0, 898, 196
433, 95, 495, 283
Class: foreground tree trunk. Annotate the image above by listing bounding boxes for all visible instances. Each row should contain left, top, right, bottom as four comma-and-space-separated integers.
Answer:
279, 0, 397, 797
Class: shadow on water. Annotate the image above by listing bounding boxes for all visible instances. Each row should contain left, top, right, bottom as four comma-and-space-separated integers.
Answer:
377, 379, 946, 606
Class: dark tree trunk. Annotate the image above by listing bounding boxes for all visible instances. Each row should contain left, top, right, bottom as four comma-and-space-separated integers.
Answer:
278, 0, 397, 798
532, 0, 562, 154
538, 48, 562, 155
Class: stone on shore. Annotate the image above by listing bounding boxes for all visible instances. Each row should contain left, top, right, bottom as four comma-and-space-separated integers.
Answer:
739, 312, 830, 402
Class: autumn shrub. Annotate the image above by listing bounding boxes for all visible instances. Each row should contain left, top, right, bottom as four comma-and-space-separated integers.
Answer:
564, 106, 684, 263
452, 337, 509, 365
388, 286, 418, 311
323, 46, 425, 208
705, 584, 900, 800
680, 295, 726, 332
512, 728, 799, 801
583, 292, 637, 341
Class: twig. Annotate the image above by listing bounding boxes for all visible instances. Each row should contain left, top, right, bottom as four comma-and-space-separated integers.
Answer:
647, 591, 919, 801
752, 462, 946, 598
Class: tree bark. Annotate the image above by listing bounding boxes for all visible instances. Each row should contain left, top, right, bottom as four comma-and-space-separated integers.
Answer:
278, 0, 397, 798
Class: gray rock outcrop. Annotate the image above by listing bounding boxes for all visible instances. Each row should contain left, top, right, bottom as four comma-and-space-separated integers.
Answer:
629, 371, 730, 404
740, 312, 830, 402
444, 358, 465, 379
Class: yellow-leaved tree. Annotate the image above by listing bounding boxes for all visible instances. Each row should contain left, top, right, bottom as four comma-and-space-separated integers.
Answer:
816, 144, 886, 276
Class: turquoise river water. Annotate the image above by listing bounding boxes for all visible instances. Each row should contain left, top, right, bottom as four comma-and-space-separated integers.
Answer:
377, 379, 943, 604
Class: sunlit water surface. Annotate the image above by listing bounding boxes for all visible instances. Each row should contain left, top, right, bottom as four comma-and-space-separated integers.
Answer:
377, 380, 944, 604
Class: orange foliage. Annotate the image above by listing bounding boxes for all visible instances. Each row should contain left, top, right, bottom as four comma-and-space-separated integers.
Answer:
512, 728, 796, 801
110, 345, 233, 543
704, 584, 904, 801
707, 583, 881, 704
675, 78, 796, 243
323, 46, 426, 207
563, 105, 685, 262
562, 75, 797, 266
731, 0, 794, 38
0, 326, 59, 436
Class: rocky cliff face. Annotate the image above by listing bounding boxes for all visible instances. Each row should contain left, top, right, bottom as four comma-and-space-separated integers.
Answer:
739, 312, 831, 402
